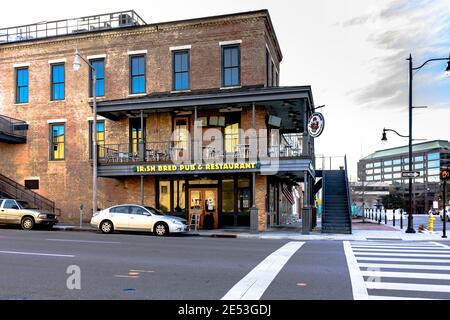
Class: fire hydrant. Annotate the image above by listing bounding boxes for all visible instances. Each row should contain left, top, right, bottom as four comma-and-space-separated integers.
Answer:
428, 214, 435, 232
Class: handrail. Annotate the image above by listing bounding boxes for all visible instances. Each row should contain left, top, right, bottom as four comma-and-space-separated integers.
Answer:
0, 173, 58, 214
344, 154, 352, 233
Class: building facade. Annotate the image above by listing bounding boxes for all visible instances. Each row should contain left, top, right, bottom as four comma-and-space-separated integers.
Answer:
357, 140, 450, 213
0, 10, 317, 230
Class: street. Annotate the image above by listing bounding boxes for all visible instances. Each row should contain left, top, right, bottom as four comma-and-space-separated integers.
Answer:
412, 214, 448, 232
0, 228, 449, 300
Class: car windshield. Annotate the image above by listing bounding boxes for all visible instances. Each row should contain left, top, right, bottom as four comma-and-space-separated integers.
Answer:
145, 206, 165, 216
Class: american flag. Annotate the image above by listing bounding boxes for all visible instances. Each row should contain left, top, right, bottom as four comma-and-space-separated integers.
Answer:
282, 184, 295, 205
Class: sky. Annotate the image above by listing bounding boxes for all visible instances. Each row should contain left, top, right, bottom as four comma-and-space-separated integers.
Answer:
1, 0, 449, 180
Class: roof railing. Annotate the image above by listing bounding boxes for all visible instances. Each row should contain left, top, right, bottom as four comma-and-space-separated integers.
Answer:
0, 10, 146, 44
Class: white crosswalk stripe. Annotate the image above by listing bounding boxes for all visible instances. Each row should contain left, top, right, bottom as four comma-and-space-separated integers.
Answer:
344, 241, 450, 300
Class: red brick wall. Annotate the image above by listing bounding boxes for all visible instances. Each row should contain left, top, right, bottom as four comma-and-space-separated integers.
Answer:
0, 12, 280, 222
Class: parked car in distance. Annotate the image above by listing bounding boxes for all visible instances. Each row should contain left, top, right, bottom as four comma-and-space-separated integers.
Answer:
0, 199, 58, 230
440, 206, 450, 222
90, 204, 189, 236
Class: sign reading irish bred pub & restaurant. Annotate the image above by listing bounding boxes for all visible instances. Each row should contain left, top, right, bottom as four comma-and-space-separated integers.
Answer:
133, 162, 260, 173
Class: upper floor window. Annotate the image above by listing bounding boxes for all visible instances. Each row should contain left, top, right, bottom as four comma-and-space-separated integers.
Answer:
51, 64, 65, 101
222, 45, 240, 87
428, 152, 440, 161
173, 50, 190, 91
130, 55, 146, 94
50, 123, 65, 160
15, 67, 29, 103
89, 120, 105, 159
89, 58, 105, 97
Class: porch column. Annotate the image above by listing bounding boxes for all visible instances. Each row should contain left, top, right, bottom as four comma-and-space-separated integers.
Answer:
141, 175, 144, 205
302, 108, 310, 157
140, 110, 145, 206
250, 102, 259, 233
140, 109, 145, 161
302, 170, 311, 234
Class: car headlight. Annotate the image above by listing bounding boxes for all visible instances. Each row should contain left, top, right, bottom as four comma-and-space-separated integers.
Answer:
38, 214, 47, 218
171, 219, 182, 225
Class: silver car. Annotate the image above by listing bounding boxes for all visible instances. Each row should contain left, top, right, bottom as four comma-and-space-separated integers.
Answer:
0, 199, 58, 230
90, 204, 189, 236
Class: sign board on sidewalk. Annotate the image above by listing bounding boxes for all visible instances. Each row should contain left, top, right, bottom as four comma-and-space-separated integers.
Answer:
433, 201, 439, 209
401, 171, 420, 178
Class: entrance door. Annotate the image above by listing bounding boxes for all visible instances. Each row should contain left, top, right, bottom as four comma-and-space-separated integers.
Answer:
189, 188, 218, 229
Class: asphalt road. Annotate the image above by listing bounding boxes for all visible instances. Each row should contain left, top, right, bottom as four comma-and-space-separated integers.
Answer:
411, 214, 448, 232
0, 228, 353, 300
0, 227, 449, 300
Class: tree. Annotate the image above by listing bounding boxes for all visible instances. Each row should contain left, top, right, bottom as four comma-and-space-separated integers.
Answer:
381, 193, 404, 209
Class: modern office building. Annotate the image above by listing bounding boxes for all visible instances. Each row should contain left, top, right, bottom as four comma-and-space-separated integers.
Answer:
357, 140, 450, 213
0, 10, 326, 231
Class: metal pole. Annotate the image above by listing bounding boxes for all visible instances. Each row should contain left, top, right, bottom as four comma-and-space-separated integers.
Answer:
406, 54, 415, 233
393, 209, 396, 227
384, 209, 387, 224
93, 71, 98, 215
443, 181, 447, 238
400, 209, 403, 229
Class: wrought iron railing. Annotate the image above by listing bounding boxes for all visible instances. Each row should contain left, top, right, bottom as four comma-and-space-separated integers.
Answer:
0, 10, 146, 44
0, 173, 60, 215
99, 139, 305, 164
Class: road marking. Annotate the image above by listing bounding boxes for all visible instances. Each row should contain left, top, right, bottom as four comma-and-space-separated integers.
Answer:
369, 295, 440, 300
354, 252, 450, 258
431, 242, 450, 248
353, 248, 450, 253
221, 241, 304, 300
361, 270, 450, 280
356, 257, 450, 263
46, 239, 121, 244
114, 275, 139, 279
129, 270, 155, 273
352, 245, 447, 250
0, 250, 74, 258
344, 241, 369, 300
358, 263, 450, 271
351, 242, 440, 247
366, 282, 450, 293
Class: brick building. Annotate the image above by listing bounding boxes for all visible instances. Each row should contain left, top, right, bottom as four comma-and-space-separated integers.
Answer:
0, 10, 317, 231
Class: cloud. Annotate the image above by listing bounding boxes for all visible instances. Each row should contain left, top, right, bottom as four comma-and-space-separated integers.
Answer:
343, 0, 450, 111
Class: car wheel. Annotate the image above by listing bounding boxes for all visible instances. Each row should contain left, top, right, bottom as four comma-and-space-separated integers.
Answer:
21, 217, 35, 231
154, 222, 168, 236
100, 220, 114, 234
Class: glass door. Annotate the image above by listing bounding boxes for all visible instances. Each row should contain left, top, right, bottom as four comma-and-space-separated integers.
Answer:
189, 188, 218, 229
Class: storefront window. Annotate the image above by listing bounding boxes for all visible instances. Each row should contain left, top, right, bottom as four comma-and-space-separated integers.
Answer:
238, 178, 250, 212
189, 178, 218, 185
222, 179, 234, 212
174, 179, 185, 213
159, 180, 171, 212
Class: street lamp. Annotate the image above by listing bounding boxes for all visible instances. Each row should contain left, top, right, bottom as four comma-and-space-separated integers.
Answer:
381, 53, 450, 233
73, 49, 98, 215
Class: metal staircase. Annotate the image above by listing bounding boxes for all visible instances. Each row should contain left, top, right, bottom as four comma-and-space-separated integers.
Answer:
321, 156, 352, 234
0, 173, 60, 215
0, 114, 28, 143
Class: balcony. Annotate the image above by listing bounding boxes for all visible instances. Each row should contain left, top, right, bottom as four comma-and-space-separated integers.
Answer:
0, 115, 28, 144
99, 137, 305, 165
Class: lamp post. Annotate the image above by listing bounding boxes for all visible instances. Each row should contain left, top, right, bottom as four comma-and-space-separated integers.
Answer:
381, 53, 450, 233
73, 49, 98, 215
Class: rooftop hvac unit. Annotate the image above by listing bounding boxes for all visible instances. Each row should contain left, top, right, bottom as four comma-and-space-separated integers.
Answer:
119, 14, 134, 26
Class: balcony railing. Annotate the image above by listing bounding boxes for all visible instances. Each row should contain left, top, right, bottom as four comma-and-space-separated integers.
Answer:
0, 114, 28, 141
99, 140, 305, 165
0, 10, 146, 44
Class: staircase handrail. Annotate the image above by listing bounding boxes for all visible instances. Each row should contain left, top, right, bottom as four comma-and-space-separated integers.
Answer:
0, 173, 57, 214
344, 154, 352, 233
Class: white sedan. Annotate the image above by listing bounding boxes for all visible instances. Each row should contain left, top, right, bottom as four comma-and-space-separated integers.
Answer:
90, 204, 189, 236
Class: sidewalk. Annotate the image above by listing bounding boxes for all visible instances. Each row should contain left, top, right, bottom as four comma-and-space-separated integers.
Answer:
53, 220, 450, 241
